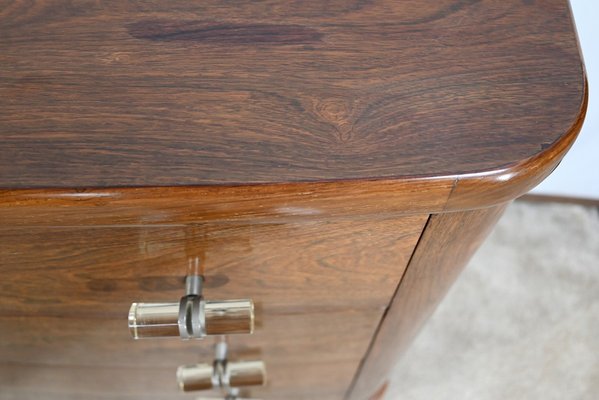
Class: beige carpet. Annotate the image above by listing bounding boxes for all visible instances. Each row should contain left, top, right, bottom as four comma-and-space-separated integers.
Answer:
386, 200, 599, 400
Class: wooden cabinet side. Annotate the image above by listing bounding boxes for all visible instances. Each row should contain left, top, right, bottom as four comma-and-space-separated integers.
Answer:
347, 204, 508, 400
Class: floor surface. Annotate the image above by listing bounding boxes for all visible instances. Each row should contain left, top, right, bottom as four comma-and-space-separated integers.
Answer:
387, 200, 599, 400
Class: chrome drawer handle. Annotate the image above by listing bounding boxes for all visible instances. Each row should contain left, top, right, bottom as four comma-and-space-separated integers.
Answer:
178, 340, 266, 398
195, 396, 262, 400
195, 393, 262, 400
177, 360, 266, 392
128, 275, 254, 339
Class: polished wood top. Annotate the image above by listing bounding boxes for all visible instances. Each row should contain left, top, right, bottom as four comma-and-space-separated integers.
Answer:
0, 0, 586, 191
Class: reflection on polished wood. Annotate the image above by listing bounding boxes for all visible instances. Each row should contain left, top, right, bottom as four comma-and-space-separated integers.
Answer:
0, 217, 425, 316
0, 0, 586, 399
0, 1, 586, 190
348, 205, 507, 400
0, 215, 425, 399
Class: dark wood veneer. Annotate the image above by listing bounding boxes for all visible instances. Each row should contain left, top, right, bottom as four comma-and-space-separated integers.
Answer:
0, 0, 586, 195
0, 1, 586, 400
348, 205, 507, 400
0, 214, 426, 399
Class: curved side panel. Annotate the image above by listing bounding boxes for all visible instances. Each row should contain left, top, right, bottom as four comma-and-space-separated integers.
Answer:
446, 79, 588, 211
347, 204, 507, 400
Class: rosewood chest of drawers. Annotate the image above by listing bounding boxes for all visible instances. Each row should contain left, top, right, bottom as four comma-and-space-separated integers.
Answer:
0, 1, 586, 399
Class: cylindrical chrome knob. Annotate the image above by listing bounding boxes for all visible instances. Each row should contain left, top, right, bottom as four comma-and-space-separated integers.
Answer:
226, 361, 266, 388
128, 299, 254, 339
195, 393, 261, 400
177, 363, 215, 392
128, 302, 179, 339
177, 361, 266, 392
205, 299, 254, 335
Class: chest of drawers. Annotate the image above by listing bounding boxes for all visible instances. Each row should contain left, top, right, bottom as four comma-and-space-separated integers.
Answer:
0, 1, 586, 399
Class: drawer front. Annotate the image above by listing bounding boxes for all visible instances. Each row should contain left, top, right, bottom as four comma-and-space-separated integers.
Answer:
0, 214, 427, 399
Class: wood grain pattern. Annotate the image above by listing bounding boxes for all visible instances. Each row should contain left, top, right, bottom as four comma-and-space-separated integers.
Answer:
0, 313, 374, 400
0, 216, 425, 315
0, 1, 587, 400
0, 0, 586, 195
0, 362, 354, 400
347, 205, 507, 400
0, 312, 374, 368
0, 214, 426, 399
0, 361, 354, 400
446, 88, 588, 211
0, 180, 453, 226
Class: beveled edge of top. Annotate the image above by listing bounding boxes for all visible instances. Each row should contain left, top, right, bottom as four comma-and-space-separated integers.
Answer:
445, 77, 588, 211
0, 77, 588, 225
